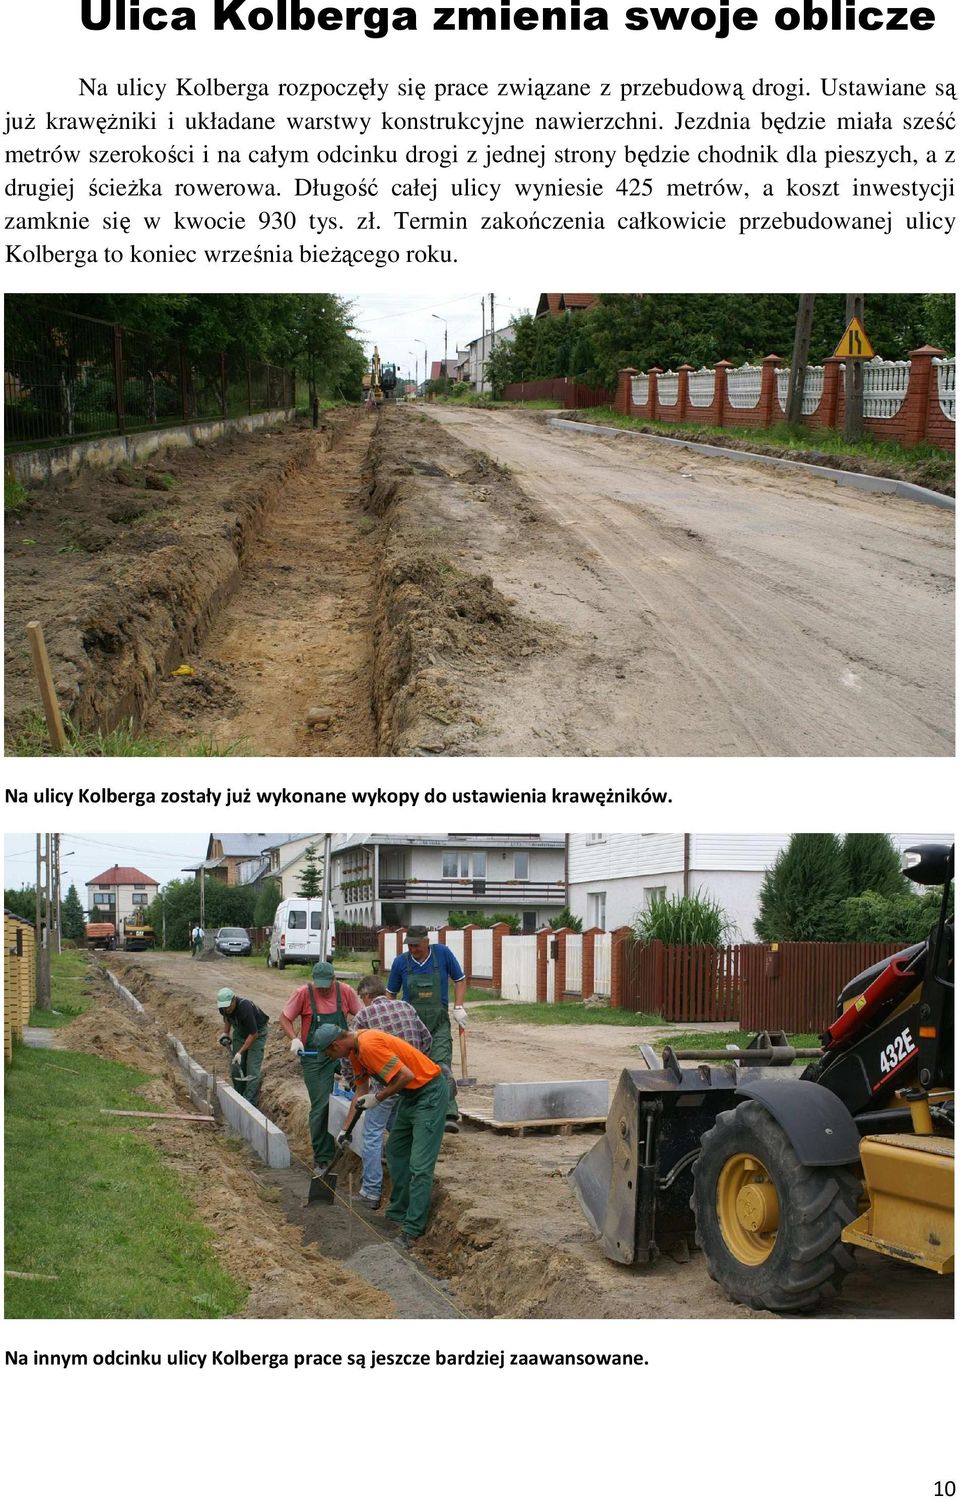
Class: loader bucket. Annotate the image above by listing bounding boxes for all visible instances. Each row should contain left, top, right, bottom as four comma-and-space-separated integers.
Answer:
573, 1061, 740, 1265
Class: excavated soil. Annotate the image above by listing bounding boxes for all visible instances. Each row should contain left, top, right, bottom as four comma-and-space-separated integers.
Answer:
57, 971, 392, 1318
113, 953, 953, 1320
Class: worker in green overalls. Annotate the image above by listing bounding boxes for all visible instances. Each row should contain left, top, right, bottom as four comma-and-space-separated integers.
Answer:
385, 926, 467, 1131
279, 962, 362, 1173
216, 988, 269, 1109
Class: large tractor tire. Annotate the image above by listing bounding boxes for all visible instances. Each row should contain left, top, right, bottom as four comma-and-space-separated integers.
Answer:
691, 1100, 860, 1314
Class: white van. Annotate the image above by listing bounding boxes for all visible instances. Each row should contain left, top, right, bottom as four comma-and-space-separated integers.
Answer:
267, 898, 336, 969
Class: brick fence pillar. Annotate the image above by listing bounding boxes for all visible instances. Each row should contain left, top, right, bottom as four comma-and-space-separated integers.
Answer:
615, 367, 637, 415
490, 921, 511, 995
677, 364, 693, 422
609, 926, 633, 1010
438, 925, 449, 946
536, 929, 550, 1003
819, 358, 842, 431
901, 345, 946, 447
580, 926, 603, 998
760, 354, 783, 429
462, 925, 476, 984
553, 928, 570, 1000
648, 367, 662, 422
714, 360, 732, 427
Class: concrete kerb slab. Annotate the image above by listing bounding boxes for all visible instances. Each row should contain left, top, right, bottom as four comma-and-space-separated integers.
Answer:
548, 418, 956, 512
216, 1081, 291, 1168
328, 1091, 365, 1157
103, 967, 291, 1168
493, 1080, 610, 1122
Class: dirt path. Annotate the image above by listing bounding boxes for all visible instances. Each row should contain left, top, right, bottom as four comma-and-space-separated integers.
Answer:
114, 953, 953, 1320
141, 417, 378, 755
426, 407, 955, 756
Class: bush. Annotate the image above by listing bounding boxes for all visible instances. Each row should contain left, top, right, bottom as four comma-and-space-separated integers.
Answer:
549, 906, 583, 931
633, 890, 734, 947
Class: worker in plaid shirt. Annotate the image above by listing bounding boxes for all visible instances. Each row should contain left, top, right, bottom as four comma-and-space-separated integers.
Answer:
341, 975, 437, 1210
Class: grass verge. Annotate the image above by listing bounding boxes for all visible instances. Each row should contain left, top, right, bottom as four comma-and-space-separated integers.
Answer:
5, 1044, 247, 1317
472, 1001, 663, 1026
29, 950, 97, 1027
11, 710, 245, 757
570, 407, 955, 496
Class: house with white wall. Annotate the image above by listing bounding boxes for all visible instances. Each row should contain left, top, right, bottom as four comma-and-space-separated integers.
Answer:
86, 864, 159, 925
567, 834, 951, 940
331, 834, 565, 932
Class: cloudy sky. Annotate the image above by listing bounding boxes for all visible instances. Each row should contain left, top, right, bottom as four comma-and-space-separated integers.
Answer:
348, 289, 533, 379
4, 834, 207, 903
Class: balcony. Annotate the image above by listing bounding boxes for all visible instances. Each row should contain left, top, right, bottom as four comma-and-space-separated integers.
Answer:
378, 879, 565, 903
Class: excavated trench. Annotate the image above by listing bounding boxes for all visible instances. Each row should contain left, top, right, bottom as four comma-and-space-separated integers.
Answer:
108, 957, 622, 1319
6, 404, 551, 755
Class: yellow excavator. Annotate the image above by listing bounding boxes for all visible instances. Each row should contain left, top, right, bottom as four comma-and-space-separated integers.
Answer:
574, 843, 954, 1311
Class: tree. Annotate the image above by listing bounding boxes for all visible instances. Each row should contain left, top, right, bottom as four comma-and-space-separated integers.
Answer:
754, 835, 850, 941
841, 834, 906, 900
253, 878, 282, 927
634, 890, 734, 947
295, 845, 324, 900
841, 888, 950, 944
61, 884, 86, 940
4, 886, 36, 923
144, 878, 256, 951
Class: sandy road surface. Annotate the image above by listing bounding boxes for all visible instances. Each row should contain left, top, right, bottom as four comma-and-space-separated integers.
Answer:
116, 952, 952, 1320
428, 408, 955, 756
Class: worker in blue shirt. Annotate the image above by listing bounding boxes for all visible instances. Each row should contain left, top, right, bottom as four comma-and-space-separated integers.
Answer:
386, 925, 467, 1132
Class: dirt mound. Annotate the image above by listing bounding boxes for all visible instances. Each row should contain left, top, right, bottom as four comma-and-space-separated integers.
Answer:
65, 968, 392, 1319
366, 410, 557, 755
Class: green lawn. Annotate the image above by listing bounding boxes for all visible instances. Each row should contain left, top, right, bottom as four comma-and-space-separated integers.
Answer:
658, 1029, 820, 1056
471, 1001, 663, 1026
5, 1044, 246, 1318
29, 950, 97, 1027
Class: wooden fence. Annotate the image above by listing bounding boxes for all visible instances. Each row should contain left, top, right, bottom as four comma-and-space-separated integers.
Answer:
618, 936, 905, 1034
501, 377, 614, 408
4, 913, 37, 1060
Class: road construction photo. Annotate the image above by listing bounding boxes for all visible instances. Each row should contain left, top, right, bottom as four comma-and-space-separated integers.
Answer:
5, 831, 954, 1319
4, 291, 955, 757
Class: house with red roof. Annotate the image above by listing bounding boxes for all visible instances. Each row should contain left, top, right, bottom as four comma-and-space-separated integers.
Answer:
85, 863, 159, 924
535, 293, 600, 318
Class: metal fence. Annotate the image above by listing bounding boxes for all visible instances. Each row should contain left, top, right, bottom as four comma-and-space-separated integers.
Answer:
622, 938, 905, 1033
4, 303, 295, 451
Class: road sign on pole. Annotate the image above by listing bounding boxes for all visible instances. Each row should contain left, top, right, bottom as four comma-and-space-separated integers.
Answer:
834, 317, 875, 361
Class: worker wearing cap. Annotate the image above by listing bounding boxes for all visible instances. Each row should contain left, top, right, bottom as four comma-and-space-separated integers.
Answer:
386, 926, 467, 1132
217, 988, 269, 1108
315, 1023, 447, 1249
279, 962, 361, 1175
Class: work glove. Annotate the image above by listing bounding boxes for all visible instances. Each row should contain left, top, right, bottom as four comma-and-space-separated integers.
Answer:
218, 1034, 231, 1049
232, 1051, 244, 1068
289, 1037, 305, 1057
452, 1005, 468, 1027
335, 1130, 348, 1148
355, 1093, 378, 1112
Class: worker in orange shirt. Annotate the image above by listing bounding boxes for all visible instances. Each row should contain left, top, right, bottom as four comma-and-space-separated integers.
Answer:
312, 1022, 447, 1250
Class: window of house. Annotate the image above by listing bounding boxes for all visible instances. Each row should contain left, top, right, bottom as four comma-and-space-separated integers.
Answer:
586, 834, 606, 845
94, 892, 115, 907
589, 892, 606, 929
522, 911, 537, 934
645, 886, 667, 907
288, 910, 306, 929
513, 852, 529, 880
131, 893, 148, 906
133, 884, 145, 890
443, 851, 486, 878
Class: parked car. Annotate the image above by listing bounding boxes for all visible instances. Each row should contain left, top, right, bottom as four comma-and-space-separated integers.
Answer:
215, 926, 253, 957
267, 898, 336, 969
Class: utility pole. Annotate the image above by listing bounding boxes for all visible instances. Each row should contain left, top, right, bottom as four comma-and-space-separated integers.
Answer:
320, 833, 333, 960
480, 297, 486, 391
199, 869, 206, 938
786, 294, 816, 427
432, 314, 448, 387
844, 293, 865, 442
53, 832, 62, 955
489, 292, 495, 357
35, 835, 50, 1010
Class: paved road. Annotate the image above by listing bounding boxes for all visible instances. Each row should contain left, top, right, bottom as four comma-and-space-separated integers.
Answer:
428, 408, 955, 756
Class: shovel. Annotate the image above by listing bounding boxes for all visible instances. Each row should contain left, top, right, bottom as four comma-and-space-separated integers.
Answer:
308, 1109, 360, 1205
457, 1024, 477, 1087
